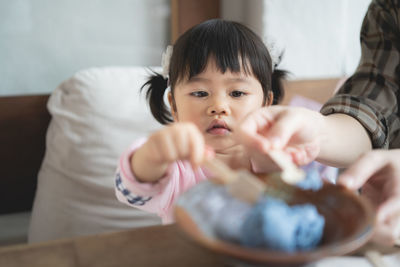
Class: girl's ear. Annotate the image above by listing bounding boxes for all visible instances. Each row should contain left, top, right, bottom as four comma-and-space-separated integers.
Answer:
266, 91, 274, 106
168, 91, 178, 121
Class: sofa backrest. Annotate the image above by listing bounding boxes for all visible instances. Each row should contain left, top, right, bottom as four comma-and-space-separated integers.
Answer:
0, 76, 341, 216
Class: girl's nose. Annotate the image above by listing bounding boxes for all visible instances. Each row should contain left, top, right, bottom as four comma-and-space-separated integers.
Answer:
207, 100, 231, 116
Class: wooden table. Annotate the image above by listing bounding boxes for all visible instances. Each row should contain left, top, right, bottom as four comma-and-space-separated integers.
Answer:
0, 224, 226, 267
1, 224, 399, 267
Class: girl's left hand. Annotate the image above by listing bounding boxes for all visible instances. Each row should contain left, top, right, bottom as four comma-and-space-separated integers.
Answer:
338, 149, 400, 246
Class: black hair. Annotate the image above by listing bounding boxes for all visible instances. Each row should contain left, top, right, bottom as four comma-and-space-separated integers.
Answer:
141, 19, 287, 125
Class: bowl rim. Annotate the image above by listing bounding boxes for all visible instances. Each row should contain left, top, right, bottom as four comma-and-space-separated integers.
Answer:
174, 185, 375, 264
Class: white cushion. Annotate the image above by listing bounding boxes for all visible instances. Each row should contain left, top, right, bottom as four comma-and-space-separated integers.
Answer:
28, 66, 162, 243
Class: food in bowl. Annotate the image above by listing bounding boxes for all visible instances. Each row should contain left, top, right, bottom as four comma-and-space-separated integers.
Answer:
174, 170, 375, 265
239, 196, 325, 251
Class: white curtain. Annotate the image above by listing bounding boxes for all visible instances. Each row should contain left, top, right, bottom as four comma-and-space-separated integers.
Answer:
222, 0, 371, 79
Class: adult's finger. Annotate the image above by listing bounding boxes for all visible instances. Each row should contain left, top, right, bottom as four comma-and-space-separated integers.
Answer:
371, 223, 398, 246
371, 212, 400, 246
376, 196, 400, 223
235, 107, 276, 151
338, 151, 389, 190
263, 109, 310, 149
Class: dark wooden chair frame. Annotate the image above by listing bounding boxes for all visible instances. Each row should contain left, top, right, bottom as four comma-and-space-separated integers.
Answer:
0, 95, 50, 214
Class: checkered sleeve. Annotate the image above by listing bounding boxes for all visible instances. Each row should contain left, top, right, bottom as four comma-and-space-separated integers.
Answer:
321, 0, 400, 149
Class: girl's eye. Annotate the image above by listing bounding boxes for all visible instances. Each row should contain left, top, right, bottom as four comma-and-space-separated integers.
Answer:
230, 90, 246, 98
190, 91, 208, 97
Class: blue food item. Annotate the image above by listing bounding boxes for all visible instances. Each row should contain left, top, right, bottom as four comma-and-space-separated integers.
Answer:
185, 168, 326, 252
296, 164, 323, 191
213, 197, 252, 242
239, 197, 325, 252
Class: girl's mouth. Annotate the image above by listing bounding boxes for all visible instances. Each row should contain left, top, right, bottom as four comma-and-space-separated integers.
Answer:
206, 120, 231, 136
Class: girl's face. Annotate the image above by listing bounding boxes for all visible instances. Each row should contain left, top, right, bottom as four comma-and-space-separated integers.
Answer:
169, 59, 271, 152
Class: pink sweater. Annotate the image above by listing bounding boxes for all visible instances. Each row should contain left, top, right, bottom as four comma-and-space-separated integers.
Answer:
115, 138, 210, 224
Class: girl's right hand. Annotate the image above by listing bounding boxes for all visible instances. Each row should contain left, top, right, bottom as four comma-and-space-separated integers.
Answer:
131, 122, 206, 182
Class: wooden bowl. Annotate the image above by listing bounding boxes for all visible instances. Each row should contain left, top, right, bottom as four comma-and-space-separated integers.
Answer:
174, 181, 375, 266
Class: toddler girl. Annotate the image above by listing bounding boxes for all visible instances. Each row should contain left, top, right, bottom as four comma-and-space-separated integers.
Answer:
115, 19, 287, 223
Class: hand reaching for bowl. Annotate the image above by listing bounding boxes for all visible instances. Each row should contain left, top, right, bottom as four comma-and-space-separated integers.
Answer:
234, 106, 372, 168
338, 149, 400, 246
234, 106, 322, 167
235, 106, 400, 246
131, 122, 205, 183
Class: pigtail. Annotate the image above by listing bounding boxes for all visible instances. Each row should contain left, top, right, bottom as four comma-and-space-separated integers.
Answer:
140, 71, 173, 125
271, 68, 288, 104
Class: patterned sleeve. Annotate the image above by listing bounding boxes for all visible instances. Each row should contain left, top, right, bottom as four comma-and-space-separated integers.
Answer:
320, 0, 400, 149
114, 138, 174, 218
114, 138, 206, 223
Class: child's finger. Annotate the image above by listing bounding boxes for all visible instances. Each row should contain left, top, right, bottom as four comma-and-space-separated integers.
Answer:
188, 126, 205, 168
152, 131, 177, 163
173, 129, 189, 159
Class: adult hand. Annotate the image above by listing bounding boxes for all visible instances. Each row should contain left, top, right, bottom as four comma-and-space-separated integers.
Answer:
338, 149, 400, 246
235, 106, 324, 166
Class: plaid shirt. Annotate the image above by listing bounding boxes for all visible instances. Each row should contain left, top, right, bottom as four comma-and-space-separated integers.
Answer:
320, 0, 400, 149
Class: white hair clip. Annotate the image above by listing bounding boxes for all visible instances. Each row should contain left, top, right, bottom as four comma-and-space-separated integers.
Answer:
264, 39, 282, 72
161, 45, 173, 79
